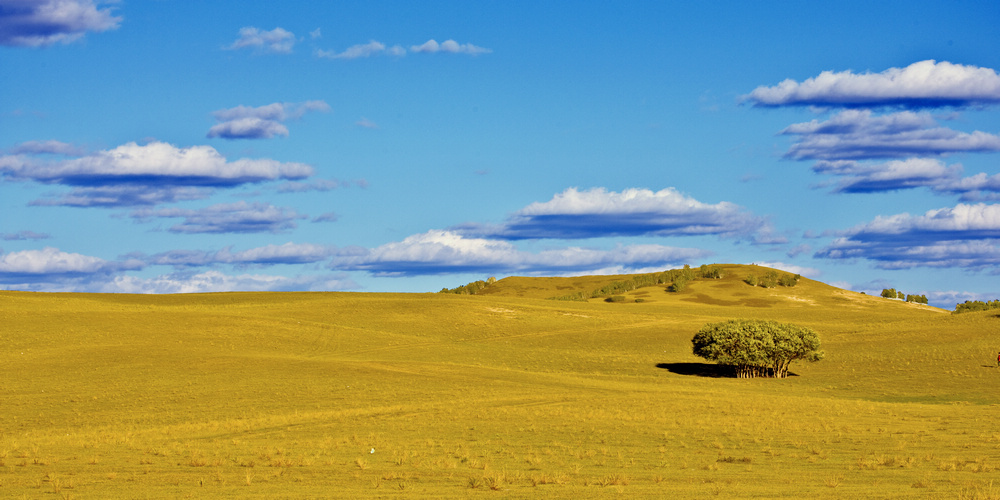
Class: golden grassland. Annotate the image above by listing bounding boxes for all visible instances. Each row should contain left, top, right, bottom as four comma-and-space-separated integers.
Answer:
2, 264, 1000, 498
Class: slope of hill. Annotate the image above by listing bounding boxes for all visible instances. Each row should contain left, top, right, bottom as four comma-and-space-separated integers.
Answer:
1, 265, 997, 498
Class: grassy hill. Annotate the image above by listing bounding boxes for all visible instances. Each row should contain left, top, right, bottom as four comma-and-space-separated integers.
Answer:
2, 264, 999, 498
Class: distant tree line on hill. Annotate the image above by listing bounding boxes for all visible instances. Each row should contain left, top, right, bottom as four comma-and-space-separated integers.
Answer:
744, 270, 799, 288
439, 277, 496, 295
548, 264, 726, 301
953, 299, 1000, 314
880, 288, 928, 304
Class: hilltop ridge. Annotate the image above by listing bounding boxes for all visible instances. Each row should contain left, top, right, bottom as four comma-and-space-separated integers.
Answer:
474, 263, 946, 313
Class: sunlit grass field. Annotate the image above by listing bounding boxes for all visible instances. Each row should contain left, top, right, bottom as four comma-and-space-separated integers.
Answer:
3, 264, 1000, 498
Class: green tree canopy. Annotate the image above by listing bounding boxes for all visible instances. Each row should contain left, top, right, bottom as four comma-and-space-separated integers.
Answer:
691, 319, 823, 378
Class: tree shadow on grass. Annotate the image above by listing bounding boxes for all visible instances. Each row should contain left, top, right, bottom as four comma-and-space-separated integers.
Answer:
656, 362, 732, 378
656, 363, 799, 378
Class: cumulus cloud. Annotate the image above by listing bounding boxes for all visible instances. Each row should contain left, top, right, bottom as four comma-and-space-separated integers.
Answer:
410, 39, 491, 55
315, 40, 405, 59
781, 110, 1000, 161
455, 187, 770, 241
0, 247, 141, 287
130, 201, 305, 234
331, 229, 710, 277
207, 101, 330, 140
816, 203, 1000, 269
743, 60, 1000, 109
0, 141, 313, 207
226, 26, 295, 53
0, 0, 121, 47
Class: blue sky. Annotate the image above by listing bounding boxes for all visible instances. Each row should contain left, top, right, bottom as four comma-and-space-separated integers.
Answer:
3, 1, 1000, 307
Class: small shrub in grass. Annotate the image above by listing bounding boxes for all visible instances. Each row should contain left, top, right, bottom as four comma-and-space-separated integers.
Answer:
605, 295, 627, 303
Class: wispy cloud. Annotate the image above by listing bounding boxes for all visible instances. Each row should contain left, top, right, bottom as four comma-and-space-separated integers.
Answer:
816, 203, 1000, 269
355, 117, 379, 129
331, 229, 709, 277
0, 141, 313, 207
1, 230, 50, 241
7, 140, 86, 156
454, 187, 772, 241
226, 26, 295, 54
104, 270, 357, 294
130, 201, 305, 234
0, 0, 121, 47
144, 242, 337, 268
743, 60, 1000, 109
315, 40, 405, 60
207, 101, 330, 140
316, 38, 490, 60
781, 110, 1000, 161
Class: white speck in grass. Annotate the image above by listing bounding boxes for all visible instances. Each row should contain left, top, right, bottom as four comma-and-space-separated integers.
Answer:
370, 448, 375, 454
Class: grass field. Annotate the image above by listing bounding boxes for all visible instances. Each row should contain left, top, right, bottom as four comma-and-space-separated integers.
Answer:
2, 264, 1000, 498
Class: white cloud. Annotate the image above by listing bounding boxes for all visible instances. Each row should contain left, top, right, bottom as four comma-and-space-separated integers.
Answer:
781, 110, 1000, 160
332, 229, 710, 276
8, 140, 85, 156
315, 40, 405, 59
226, 26, 295, 53
0, 0, 121, 47
813, 158, 963, 194
317, 38, 490, 60
103, 271, 358, 294
817, 203, 1000, 269
410, 39, 491, 55
211, 101, 330, 122
207, 118, 289, 139
207, 101, 330, 140
0, 141, 314, 202
456, 187, 770, 241
131, 201, 305, 234
753, 261, 821, 278
744, 60, 1000, 108
0, 247, 107, 274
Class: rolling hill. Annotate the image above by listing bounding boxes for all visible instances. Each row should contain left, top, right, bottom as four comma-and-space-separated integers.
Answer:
1, 264, 998, 498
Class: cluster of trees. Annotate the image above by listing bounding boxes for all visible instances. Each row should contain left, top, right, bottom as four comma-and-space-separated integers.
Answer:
438, 277, 497, 295
691, 319, 824, 379
954, 299, 1000, 314
744, 270, 799, 288
880, 288, 928, 304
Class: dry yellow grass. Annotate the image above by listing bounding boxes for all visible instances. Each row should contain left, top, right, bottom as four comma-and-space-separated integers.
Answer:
1, 264, 999, 498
